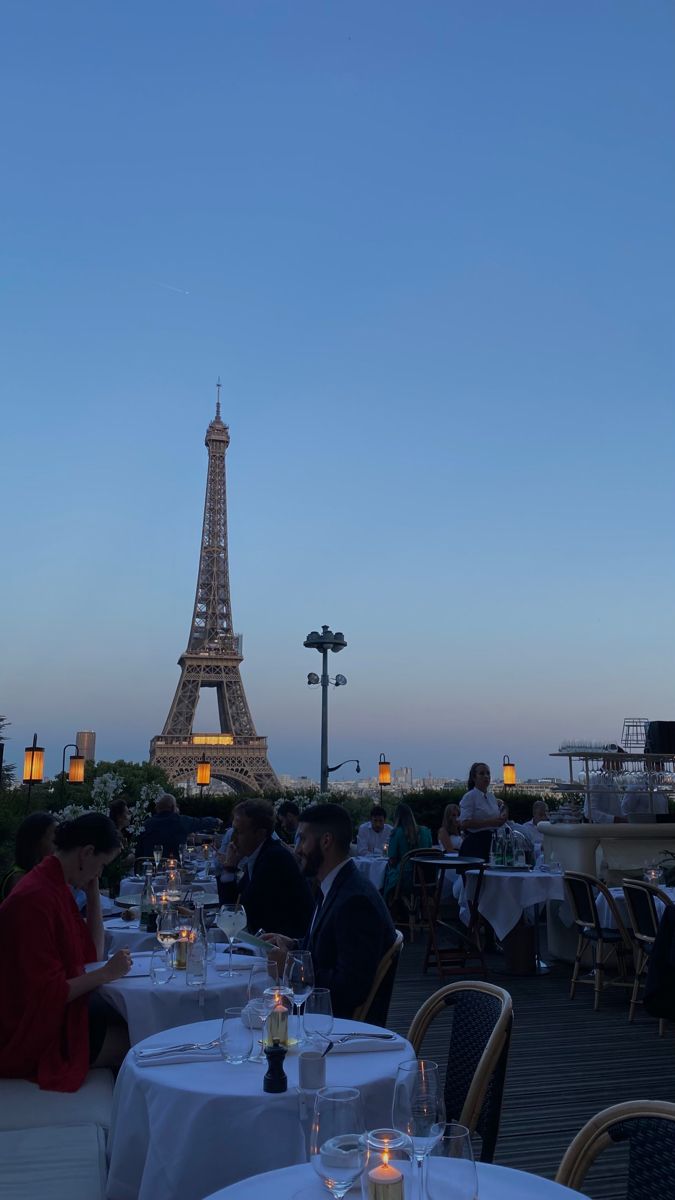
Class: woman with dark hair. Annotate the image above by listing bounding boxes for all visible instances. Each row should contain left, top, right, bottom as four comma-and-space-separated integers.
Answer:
0, 812, 57, 900
0, 812, 132, 1091
383, 803, 432, 904
459, 762, 507, 860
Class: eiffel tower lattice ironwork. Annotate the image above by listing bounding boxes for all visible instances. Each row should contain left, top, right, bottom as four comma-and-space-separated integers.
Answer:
150, 385, 279, 794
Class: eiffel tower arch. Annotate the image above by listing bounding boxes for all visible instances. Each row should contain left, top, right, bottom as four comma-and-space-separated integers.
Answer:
150, 384, 280, 795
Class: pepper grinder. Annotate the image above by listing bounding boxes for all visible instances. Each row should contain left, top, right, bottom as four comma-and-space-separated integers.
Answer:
263, 1039, 288, 1093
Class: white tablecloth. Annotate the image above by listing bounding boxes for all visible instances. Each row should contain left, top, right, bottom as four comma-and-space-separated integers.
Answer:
103, 917, 159, 955
352, 856, 387, 891
119, 875, 218, 900
595, 885, 675, 931
201, 1160, 588, 1200
460, 869, 566, 941
99, 946, 258, 1043
106, 1018, 414, 1200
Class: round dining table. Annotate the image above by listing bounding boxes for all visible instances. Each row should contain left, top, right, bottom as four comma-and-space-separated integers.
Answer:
201, 1160, 589, 1200
352, 854, 388, 891
460, 867, 567, 942
103, 916, 159, 955
105, 1017, 415, 1200
99, 945, 259, 1044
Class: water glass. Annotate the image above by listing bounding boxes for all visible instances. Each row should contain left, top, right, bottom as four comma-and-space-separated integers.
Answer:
220, 1007, 254, 1064
186, 940, 207, 988
310, 1086, 367, 1199
426, 1124, 478, 1200
150, 949, 174, 985
303, 988, 334, 1044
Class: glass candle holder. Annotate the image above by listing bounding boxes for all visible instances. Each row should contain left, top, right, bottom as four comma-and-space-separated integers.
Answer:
361, 1129, 413, 1200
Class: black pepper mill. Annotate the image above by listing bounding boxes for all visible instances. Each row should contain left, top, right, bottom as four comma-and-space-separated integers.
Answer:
263, 1038, 288, 1093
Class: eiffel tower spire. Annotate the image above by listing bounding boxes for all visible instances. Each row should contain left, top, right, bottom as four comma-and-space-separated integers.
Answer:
150, 385, 279, 794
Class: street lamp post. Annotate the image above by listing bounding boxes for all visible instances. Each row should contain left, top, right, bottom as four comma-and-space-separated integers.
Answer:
378, 753, 391, 805
196, 754, 211, 797
23, 733, 44, 806
304, 625, 347, 793
60, 742, 85, 803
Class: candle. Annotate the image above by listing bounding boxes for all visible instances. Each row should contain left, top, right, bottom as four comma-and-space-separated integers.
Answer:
174, 929, 194, 970
367, 1158, 404, 1200
265, 995, 289, 1047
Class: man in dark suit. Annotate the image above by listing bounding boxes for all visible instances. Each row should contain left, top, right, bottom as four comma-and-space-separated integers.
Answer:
218, 799, 313, 940
265, 803, 396, 1020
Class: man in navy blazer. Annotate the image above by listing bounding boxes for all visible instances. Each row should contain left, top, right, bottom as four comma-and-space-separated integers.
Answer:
218, 799, 313, 940
266, 803, 396, 1019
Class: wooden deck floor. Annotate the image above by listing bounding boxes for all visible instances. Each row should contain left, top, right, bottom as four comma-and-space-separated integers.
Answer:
386, 930, 675, 1198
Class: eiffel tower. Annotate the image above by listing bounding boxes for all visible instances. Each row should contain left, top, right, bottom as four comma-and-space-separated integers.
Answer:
150, 384, 279, 794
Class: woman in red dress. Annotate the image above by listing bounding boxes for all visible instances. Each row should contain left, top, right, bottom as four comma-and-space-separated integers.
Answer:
0, 812, 132, 1092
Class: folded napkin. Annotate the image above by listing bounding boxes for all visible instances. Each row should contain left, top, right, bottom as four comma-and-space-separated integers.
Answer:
328, 1034, 407, 1055
134, 1046, 222, 1068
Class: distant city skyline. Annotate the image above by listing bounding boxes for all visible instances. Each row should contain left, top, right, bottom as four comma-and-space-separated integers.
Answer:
3, 3, 673, 785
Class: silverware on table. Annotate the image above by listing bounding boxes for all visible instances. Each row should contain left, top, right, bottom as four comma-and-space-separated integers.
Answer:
136, 1037, 221, 1059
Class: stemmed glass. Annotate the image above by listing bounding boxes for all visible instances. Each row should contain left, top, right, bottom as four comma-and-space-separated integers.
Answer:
247, 961, 280, 1062
283, 951, 314, 1042
426, 1124, 477, 1200
392, 1060, 446, 1199
152, 844, 163, 871
156, 910, 179, 962
310, 1086, 367, 1199
303, 988, 334, 1045
216, 903, 247, 977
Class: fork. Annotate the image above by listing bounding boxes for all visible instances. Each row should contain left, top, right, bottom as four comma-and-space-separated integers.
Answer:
136, 1037, 221, 1058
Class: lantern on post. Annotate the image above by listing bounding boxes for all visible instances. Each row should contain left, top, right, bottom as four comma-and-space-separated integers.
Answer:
378, 753, 391, 804
23, 733, 44, 804
502, 755, 516, 789
60, 742, 85, 801
196, 754, 211, 795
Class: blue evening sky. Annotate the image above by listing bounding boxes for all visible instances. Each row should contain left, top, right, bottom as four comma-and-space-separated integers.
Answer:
2, 1, 673, 782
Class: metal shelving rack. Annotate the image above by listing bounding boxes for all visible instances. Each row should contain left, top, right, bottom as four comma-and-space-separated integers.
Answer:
549, 748, 675, 822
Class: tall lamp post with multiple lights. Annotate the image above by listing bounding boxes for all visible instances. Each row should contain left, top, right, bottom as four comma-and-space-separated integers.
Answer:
304, 625, 349, 794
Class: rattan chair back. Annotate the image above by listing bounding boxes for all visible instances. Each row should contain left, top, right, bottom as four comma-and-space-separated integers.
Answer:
556, 1100, 675, 1198
622, 880, 673, 946
406, 981, 512, 1162
352, 929, 404, 1026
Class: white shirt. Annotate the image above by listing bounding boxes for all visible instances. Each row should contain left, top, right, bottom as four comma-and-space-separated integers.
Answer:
356, 821, 392, 855
584, 777, 625, 823
622, 782, 669, 819
459, 787, 502, 831
520, 819, 544, 846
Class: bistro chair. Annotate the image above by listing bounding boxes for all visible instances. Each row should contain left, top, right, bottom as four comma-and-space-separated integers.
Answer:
406, 981, 512, 1163
622, 879, 674, 1032
420, 860, 486, 978
556, 1100, 675, 1199
563, 871, 634, 1011
389, 849, 438, 941
352, 929, 404, 1027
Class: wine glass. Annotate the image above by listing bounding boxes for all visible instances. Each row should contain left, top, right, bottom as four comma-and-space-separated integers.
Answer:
247, 961, 279, 1062
392, 1060, 446, 1199
152, 844, 163, 870
283, 950, 314, 1041
156, 909, 179, 961
303, 988, 334, 1045
310, 1086, 367, 1199
216, 903, 247, 976
426, 1124, 477, 1200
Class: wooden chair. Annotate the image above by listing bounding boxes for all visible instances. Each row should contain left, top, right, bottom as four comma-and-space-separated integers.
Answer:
352, 929, 404, 1026
406, 981, 512, 1162
622, 879, 674, 1032
419, 860, 486, 978
556, 1100, 675, 1198
563, 871, 634, 1010
388, 849, 437, 941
